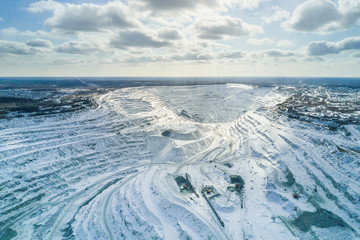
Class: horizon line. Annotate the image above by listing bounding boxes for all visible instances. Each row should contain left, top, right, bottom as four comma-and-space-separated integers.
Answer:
1, 76, 360, 79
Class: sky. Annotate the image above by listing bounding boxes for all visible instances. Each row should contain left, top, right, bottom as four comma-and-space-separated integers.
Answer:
0, 0, 359, 77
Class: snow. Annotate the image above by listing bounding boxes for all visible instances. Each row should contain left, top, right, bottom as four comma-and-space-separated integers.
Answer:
0, 84, 359, 240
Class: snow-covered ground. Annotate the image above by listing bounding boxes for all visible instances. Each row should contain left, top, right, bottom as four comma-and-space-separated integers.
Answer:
0, 84, 359, 240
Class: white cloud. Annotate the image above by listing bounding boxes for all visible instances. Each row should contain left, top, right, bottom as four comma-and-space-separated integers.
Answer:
51, 58, 81, 65
27, 0, 62, 13
283, 0, 360, 33
183, 40, 230, 53
217, 50, 245, 59
0, 17, 3, 21
262, 49, 297, 57
3, 0, 357, 73
113, 36, 359, 63
0, 27, 53, 38
262, 6, 290, 24
28, 1, 140, 32
136, 0, 267, 11
338, 0, 360, 13
111, 31, 169, 49
51, 57, 97, 65
1, 28, 53, 39
55, 41, 99, 54
194, 16, 263, 40
247, 38, 274, 45
304, 56, 325, 62
131, 0, 266, 18
306, 42, 340, 56
235, 0, 267, 9
306, 36, 360, 56
130, 0, 226, 19
157, 28, 183, 40
134, 0, 218, 11
1, 27, 18, 35
171, 51, 213, 61
0, 40, 32, 55
121, 54, 167, 64
26, 39, 53, 48
277, 40, 295, 47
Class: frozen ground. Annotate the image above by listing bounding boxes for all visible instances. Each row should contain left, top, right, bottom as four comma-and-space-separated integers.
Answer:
0, 84, 359, 240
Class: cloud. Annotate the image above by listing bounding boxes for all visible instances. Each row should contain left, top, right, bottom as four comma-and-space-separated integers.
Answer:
50, 57, 98, 65
283, 0, 340, 32
118, 48, 245, 63
122, 55, 167, 63
306, 37, 360, 56
51, 58, 81, 65
1, 27, 18, 35
195, 16, 263, 40
26, 39, 53, 48
133, 0, 264, 14
262, 6, 290, 24
235, 0, 267, 9
157, 28, 183, 40
28, 1, 140, 32
183, 41, 230, 53
55, 41, 98, 54
0, 41, 32, 55
306, 42, 340, 56
1, 27, 51, 38
27, 0, 62, 12
111, 31, 169, 48
171, 51, 213, 61
247, 38, 274, 45
263, 49, 296, 57
283, 0, 360, 33
351, 53, 360, 58
135, 0, 218, 11
304, 56, 325, 62
0, 17, 3, 21
217, 50, 245, 59
277, 40, 295, 47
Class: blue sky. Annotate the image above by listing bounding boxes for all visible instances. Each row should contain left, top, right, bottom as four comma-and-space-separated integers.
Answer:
0, 0, 359, 76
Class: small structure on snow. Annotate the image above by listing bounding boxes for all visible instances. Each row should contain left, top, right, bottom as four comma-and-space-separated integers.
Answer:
175, 176, 191, 192
229, 175, 244, 192
202, 185, 220, 199
227, 175, 245, 208
174, 174, 199, 197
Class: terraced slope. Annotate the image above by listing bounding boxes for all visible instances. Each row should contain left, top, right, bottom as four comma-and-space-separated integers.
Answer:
0, 84, 359, 240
